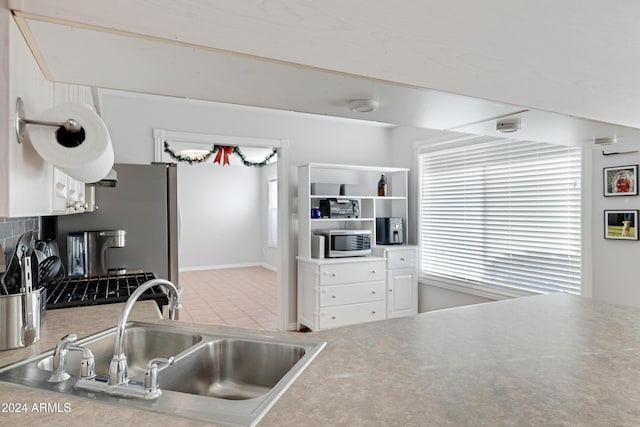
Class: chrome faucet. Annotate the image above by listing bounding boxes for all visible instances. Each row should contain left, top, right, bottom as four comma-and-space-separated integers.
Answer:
49, 333, 95, 383
49, 333, 77, 382
75, 278, 181, 399
108, 278, 180, 386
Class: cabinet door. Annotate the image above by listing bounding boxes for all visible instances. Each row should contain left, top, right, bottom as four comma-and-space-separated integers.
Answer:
387, 269, 417, 318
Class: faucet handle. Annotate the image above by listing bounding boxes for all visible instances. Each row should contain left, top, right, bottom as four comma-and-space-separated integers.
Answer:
144, 357, 174, 395
146, 357, 174, 369
68, 346, 96, 380
48, 333, 79, 383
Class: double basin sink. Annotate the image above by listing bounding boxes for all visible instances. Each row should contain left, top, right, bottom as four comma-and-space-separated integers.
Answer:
0, 321, 326, 426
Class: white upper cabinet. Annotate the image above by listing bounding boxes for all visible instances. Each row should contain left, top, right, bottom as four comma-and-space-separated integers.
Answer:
0, 11, 53, 218
0, 12, 93, 217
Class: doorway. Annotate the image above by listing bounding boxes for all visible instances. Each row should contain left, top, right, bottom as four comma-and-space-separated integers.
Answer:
153, 129, 289, 331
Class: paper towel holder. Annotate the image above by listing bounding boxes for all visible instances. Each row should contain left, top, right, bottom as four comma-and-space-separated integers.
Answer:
15, 97, 86, 147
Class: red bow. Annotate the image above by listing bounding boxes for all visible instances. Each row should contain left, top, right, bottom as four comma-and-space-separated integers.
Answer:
213, 146, 234, 166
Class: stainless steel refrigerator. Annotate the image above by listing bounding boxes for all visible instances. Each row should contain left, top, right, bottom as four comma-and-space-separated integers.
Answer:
54, 163, 179, 285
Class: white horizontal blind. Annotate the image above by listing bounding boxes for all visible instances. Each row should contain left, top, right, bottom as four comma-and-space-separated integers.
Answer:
419, 137, 581, 296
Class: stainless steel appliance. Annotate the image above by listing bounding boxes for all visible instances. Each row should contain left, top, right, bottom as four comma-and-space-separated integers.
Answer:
316, 230, 372, 258
53, 163, 179, 285
67, 230, 126, 277
318, 198, 360, 218
376, 217, 404, 245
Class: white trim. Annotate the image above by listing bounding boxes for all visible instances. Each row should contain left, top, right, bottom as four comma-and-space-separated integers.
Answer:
179, 262, 277, 272
300, 162, 409, 173
153, 129, 283, 163
276, 140, 290, 332
580, 148, 593, 298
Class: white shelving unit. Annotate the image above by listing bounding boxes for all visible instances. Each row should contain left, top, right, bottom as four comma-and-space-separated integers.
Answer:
297, 163, 412, 331
298, 163, 409, 259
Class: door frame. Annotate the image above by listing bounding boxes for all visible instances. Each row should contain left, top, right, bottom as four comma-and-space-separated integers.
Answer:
153, 128, 290, 331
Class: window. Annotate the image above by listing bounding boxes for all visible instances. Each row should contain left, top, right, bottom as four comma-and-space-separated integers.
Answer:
418, 136, 582, 299
267, 178, 278, 247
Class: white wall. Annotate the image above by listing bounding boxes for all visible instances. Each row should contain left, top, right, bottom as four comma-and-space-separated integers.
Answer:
177, 162, 262, 270
591, 150, 640, 306
98, 91, 392, 327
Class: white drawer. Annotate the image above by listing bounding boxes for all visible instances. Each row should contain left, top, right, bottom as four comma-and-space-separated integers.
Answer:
387, 249, 417, 270
319, 301, 386, 329
319, 261, 385, 285
320, 282, 385, 307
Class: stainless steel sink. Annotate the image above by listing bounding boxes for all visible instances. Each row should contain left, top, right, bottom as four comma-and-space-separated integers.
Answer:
160, 339, 307, 400
36, 325, 202, 378
0, 321, 326, 426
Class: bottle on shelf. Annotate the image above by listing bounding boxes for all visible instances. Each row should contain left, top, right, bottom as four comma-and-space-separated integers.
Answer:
377, 174, 388, 196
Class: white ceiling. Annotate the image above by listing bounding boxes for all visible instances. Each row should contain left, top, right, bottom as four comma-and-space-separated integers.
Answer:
8, 1, 640, 149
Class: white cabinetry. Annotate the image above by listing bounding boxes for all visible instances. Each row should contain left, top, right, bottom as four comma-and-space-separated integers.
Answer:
0, 12, 54, 217
298, 163, 409, 258
374, 246, 419, 318
297, 257, 386, 331
297, 163, 413, 331
0, 14, 95, 217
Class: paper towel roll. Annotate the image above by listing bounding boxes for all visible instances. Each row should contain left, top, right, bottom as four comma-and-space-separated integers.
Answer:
29, 103, 114, 183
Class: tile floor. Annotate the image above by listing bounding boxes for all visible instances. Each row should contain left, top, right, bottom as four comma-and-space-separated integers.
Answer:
178, 266, 278, 330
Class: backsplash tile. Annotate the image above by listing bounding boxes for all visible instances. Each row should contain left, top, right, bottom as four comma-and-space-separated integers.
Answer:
0, 217, 39, 266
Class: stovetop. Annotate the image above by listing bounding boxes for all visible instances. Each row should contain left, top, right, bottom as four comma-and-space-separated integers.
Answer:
45, 272, 169, 310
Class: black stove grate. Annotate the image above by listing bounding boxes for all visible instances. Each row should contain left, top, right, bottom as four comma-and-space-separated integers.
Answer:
45, 272, 169, 310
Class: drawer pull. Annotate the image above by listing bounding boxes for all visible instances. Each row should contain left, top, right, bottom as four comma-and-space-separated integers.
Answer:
400, 257, 405, 261
389, 289, 393, 292
331, 295, 337, 299
371, 311, 376, 315
332, 316, 336, 320
371, 291, 376, 295
370, 270, 377, 274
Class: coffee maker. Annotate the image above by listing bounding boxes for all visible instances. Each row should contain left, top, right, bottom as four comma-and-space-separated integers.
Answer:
67, 230, 126, 277
376, 217, 404, 245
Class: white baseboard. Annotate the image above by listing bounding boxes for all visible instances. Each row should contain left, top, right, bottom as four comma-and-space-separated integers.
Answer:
179, 262, 278, 273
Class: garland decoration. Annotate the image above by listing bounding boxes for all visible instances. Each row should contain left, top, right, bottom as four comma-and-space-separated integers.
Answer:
163, 141, 277, 167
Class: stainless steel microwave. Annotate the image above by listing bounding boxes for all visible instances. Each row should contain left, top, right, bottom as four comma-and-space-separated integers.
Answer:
315, 230, 372, 258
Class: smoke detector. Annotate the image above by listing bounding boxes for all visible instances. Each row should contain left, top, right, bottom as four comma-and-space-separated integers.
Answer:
349, 99, 379, 113
496, 119, 521, 133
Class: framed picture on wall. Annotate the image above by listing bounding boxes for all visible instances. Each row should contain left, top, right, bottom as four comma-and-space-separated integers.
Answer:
604, 210, 639, 240
603, 165, 638, 196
